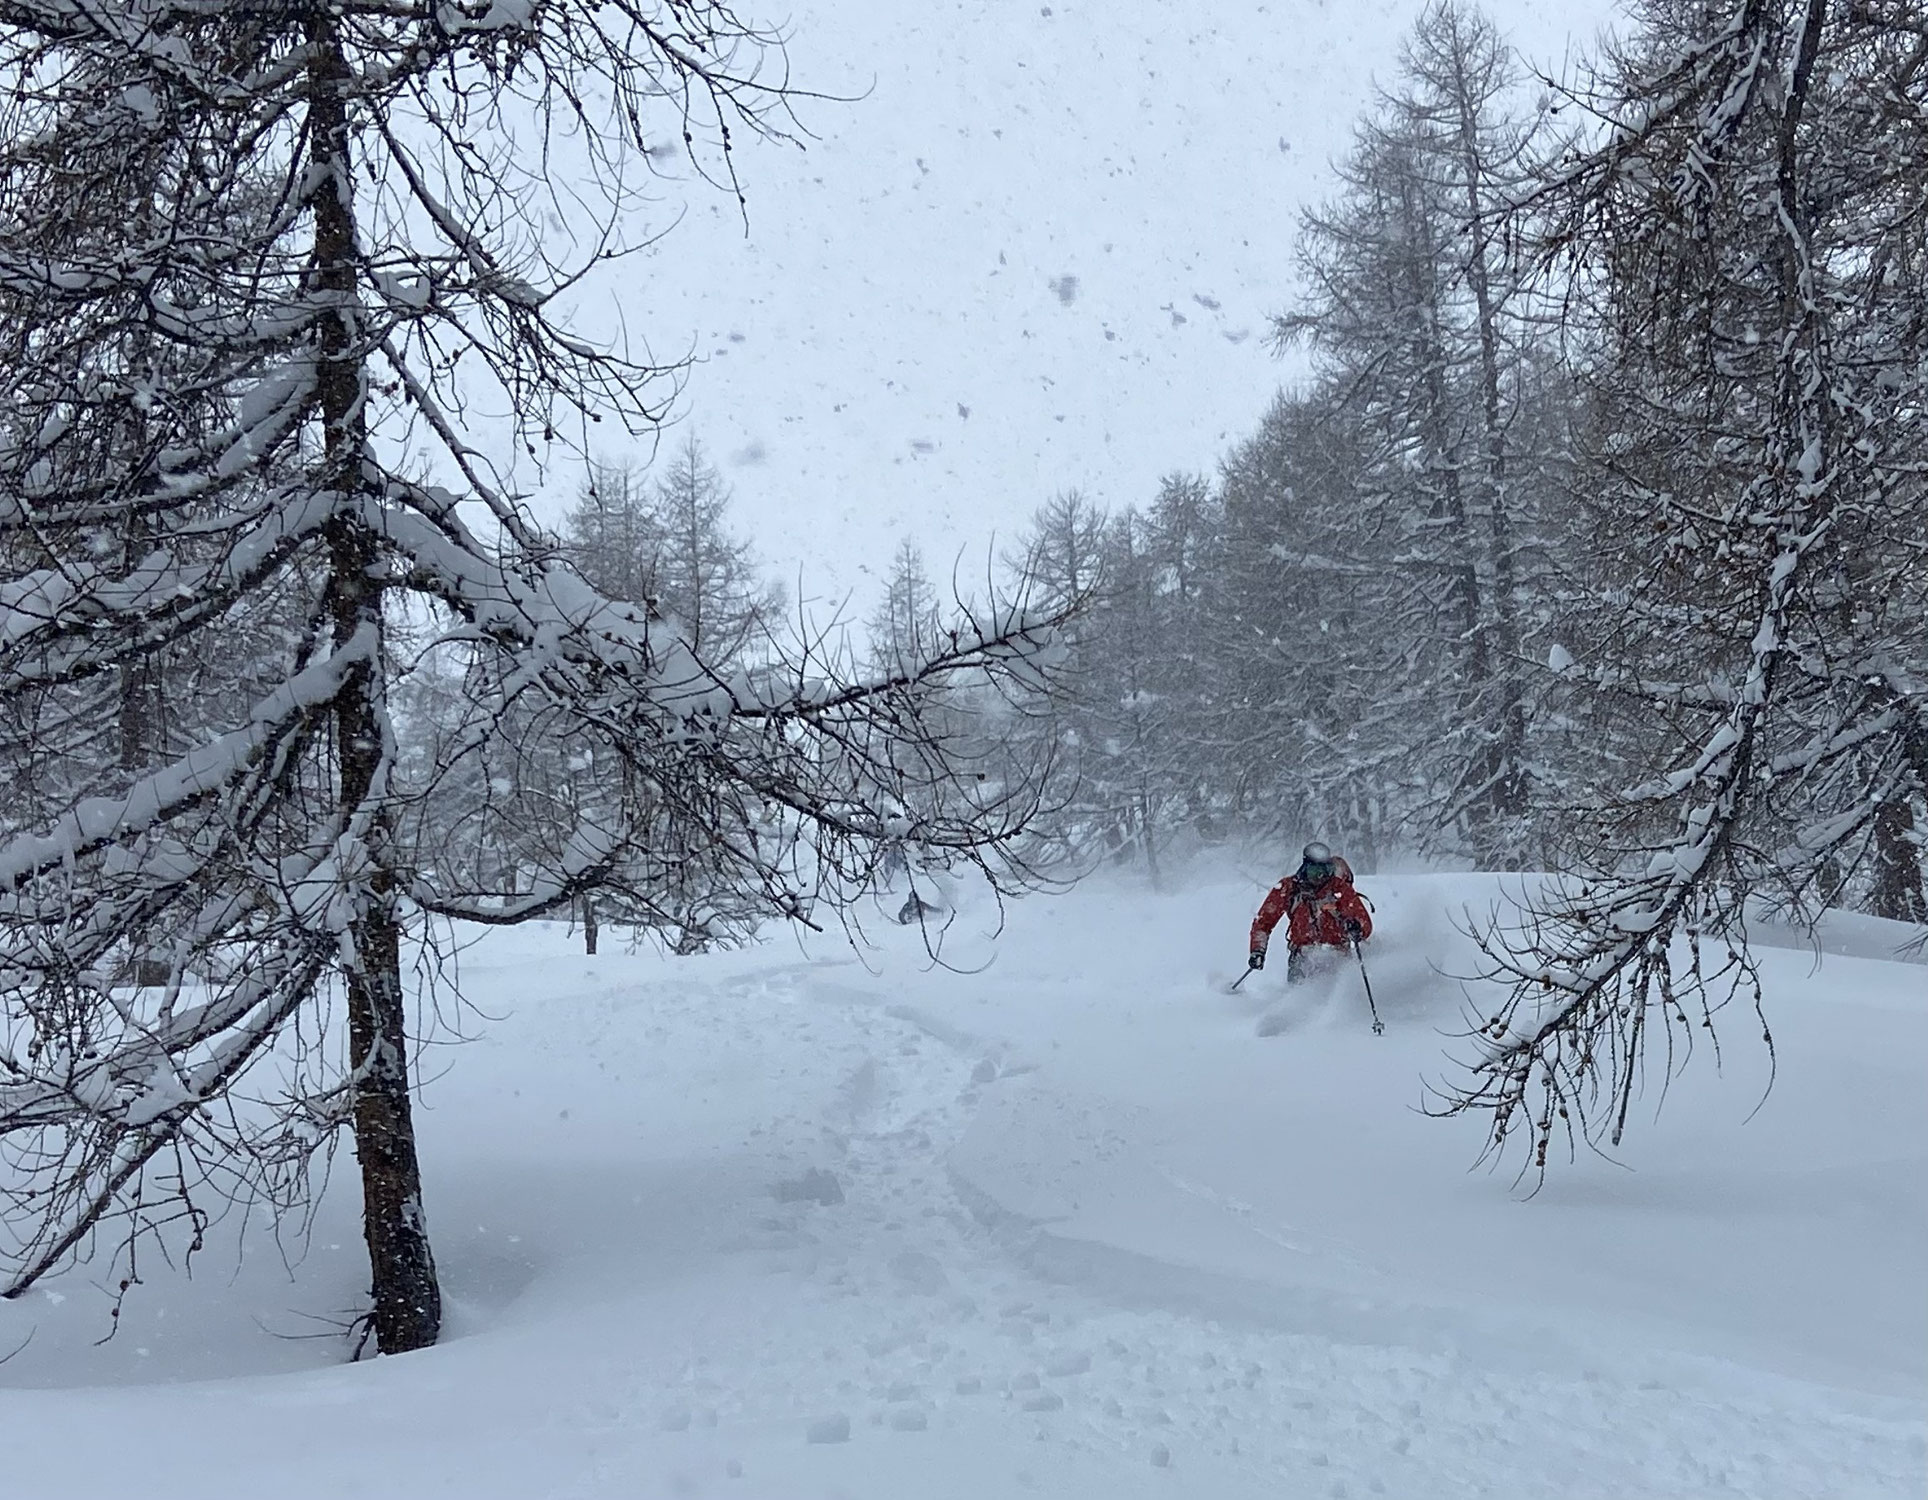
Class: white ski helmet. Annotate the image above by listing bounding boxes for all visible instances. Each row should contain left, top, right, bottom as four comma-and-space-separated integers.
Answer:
1302, 840, 1332, 864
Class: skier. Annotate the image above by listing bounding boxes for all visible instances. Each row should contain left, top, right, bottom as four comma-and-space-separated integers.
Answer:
1247, 841, 1373, 983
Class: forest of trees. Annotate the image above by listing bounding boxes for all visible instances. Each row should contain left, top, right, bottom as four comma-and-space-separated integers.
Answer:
0, 0, 1918, 1355
994, 0, 1927, 1168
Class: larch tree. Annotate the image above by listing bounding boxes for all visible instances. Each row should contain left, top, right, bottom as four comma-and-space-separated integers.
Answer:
565, 434, 782, 665
1210, 388, 1407, 858
548, 434, 781, 951
999, 492, 1108, 869
0, 0, 1067, 1356
1003, 485, 1222, 878
1275, 0, 1553, 864
562, 458, 662, 611
867, 538, 943, 677
1445, 0, 1928, 1172
1080, 507, 1182, 880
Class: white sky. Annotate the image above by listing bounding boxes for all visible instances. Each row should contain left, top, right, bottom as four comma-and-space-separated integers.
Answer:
505, 0, 1622, 620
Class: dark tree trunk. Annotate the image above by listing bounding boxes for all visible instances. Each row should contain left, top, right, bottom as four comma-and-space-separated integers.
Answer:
582, 892, 598, 955
120, 661, 170, 987
1403, 184, 1504, 854
121, 528, 170, 989
1870, 798, 1926, 925
309, 7, 439, 1355
1815, 854, 1845, 908
340, 834, 440, 1354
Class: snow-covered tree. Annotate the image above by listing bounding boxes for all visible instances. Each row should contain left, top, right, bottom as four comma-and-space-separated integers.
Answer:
566, 436, 782, 664
1445, 0, 1928, 1171
1274, 0, 1553, 863
0, 0, 1067, 1355
1006, 490, 1107, 612
867, 539, 944, 676
1070, 509, 1178, 877
1003, 487, 1217, 877
547, 436, 783, 949
562, 460, 661, 611
1209, 389, 1406, 858
989, 493, 1106, 871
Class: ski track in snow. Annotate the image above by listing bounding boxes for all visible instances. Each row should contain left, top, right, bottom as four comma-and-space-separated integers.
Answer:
528, 921, 1920, 1499
2, 875, 1923, 1498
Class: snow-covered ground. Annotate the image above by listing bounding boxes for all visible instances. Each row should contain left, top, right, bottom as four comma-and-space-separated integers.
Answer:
4, 867, 1922, 1498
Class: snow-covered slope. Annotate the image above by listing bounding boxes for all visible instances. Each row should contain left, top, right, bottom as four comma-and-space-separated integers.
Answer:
4, 870, 1922, 1499
519, 0, 1620, 610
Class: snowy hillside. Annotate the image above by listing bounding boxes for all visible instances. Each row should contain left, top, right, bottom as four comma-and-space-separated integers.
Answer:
524, 0, 1620, 608
5, 872, 1922, 1499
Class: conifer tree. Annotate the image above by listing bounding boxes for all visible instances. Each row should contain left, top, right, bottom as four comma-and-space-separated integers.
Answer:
1275, 0, 1552, 862
566, 436, 781, 664
1447, 0, 1928, 1170
0, 0, 1066, 1354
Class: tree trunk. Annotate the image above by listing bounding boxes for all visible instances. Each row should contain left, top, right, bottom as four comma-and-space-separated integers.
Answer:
1869, 797, 1926, 924
119, 661, 170, 987
121, 527, 169, 988
1139, 781, 1162, 891
1450, 50, 1530, 826
340, 837, 440, 1354
1400, 177, 1498, 851
582, 892, 599, 955
309, 6, 440, 1355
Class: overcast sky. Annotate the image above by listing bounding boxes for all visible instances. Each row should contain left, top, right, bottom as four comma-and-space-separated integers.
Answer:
501, 0, 1622, 621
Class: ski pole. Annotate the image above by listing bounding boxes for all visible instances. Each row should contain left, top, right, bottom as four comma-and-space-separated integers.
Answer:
1351, 937, 1384, 1035
1228, 964, 1255, 992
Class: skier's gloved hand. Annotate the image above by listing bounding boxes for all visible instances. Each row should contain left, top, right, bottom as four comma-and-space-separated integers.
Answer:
1343, 919, 1364, 941
1247, 950, 1265, 971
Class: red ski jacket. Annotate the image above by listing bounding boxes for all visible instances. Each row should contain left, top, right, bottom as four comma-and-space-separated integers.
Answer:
1250, 857, 1373, 955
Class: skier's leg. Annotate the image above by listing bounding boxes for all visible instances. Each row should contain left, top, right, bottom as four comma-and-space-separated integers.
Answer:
1285, 945, 1306, 984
